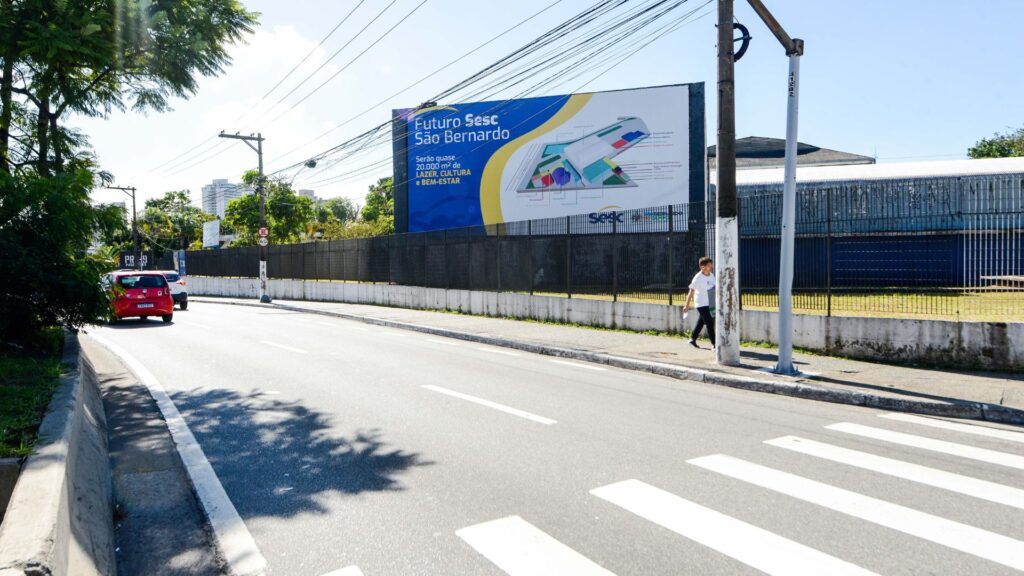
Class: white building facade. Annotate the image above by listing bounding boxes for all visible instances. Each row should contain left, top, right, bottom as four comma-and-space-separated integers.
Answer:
202, 179, 252, 219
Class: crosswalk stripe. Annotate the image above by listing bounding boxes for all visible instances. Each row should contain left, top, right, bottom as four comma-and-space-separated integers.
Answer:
688, 454, 1024, 571
879, 413, 1024, 444
456, 516, 616, 576
765, 436, 1024, 511
591, 479, 878, 576
827, 423, 1024, 470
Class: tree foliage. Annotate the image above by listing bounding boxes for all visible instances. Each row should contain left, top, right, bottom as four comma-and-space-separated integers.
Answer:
360, 177, 393, 235
968, 126, 1024, 159
223, 171, 314, 246
139, 190, 213, 252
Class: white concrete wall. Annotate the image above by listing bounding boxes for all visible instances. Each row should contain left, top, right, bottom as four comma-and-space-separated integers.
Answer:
187, 277, 1024, 370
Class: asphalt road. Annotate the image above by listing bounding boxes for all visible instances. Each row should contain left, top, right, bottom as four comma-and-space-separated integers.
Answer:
87, 301, 1024, 576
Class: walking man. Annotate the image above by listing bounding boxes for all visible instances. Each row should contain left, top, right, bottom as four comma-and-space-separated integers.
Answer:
682, 256, 716, 349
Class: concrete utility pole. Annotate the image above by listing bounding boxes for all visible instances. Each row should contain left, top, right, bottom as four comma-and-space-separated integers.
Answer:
107, 185, 140, 270
219, 131, 270, 303
746, 0, 804, 375
716, 0, 741, 366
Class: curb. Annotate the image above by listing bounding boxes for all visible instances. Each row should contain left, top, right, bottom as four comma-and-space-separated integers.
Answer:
196, 298, 1024, 426
0, 333, 115, 576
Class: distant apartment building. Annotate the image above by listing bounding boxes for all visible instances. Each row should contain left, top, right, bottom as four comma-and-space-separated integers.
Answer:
298, 189, 317, 202
202, 178, 252, 218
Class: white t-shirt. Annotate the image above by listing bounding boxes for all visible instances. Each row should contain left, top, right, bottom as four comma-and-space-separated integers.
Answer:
689, 272, 716, 308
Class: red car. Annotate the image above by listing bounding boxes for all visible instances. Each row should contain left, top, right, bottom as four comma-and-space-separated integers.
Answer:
110, 271, 175, 323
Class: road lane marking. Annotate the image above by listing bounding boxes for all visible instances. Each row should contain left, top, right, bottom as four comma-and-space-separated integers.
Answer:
422, 385, 556, 425
320, 567, 365, 576
765, 436, 1024, 511
90, 334, 267, 576
591, 479, 878, 576
260, 340, 308, 354
550, 359, 607, 371
477, 347, 520, 357
827, 422, 1024, 470
457, 515, 616, 576
688, 454, 1024, 571
879, 413, 1024, 444
427, 338, 459, 346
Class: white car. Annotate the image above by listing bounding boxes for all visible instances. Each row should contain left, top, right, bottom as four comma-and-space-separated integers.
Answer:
157, 270, 188, 310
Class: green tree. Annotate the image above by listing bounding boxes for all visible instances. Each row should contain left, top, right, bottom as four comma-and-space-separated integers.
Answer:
968, 127, 1024, 159
140, 190, 213, 251
0, 0, 258, 174
360, 176, 393, 235
0, 169, 115, 344
224, 171, 314, 246
322, 196, 359, 224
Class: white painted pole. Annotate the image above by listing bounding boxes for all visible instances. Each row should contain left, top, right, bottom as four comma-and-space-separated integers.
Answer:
775, 49, 801, 375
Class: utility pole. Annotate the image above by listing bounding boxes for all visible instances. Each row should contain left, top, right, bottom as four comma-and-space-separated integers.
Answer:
107, 185, 140, 270
716, 0, 741, 366
219, 131, 271, 303
746, 0, 804, 375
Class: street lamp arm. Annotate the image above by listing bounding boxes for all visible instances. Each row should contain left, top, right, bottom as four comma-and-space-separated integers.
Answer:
745, 0, 803, 55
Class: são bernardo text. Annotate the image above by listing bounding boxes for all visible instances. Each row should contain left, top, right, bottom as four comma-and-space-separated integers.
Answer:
412, 113, 511, 146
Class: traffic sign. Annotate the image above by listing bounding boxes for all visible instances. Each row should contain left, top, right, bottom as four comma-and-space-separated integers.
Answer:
258, 227, 269, 237
258, 237, 269, 247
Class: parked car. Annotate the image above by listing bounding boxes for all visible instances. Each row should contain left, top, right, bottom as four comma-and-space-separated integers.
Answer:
109, 271, 174, 323
157, 270, 188, 310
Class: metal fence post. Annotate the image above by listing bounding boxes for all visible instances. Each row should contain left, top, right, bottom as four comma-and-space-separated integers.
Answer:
612, 214, 618, 302
566, 215, 572, 299
444, 229, 449, 290
528, 220, 534, 295
496, 228, 503, 293
668, 204, 674, 306
826, 188, 832, 317
356, 241, 361, 283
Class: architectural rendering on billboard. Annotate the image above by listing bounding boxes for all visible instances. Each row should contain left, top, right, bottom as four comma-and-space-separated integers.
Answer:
392, 83, 705, 233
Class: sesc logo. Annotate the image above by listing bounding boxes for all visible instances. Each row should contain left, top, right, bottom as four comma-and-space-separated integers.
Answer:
588, 206, 624, 224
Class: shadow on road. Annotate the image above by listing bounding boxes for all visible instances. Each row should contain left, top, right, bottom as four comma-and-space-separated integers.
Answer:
169, 388, 431, 519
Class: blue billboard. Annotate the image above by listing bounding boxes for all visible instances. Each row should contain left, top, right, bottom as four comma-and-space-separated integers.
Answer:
392, 83, 705, 233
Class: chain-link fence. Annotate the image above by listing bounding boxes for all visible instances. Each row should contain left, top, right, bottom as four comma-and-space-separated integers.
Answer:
186, 177, 1024, 321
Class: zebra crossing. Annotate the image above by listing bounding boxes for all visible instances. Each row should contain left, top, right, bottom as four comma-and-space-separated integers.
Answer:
452, 413, 1024, 575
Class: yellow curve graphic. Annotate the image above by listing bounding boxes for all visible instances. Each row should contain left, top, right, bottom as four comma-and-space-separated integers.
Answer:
480, 93, 593, 225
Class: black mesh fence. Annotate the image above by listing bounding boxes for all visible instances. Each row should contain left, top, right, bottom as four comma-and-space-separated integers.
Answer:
186, 180, 1024, 320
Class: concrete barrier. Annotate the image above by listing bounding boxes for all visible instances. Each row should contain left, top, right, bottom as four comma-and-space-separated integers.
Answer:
186, 277, 1024, 371
0, 334, 115, 576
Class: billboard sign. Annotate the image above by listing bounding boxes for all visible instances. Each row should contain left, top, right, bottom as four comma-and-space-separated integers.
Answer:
393, 83, 704, 233
202, 219, 221, 248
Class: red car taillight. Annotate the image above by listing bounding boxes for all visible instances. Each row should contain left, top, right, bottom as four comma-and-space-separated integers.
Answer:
178, 280, 187, 286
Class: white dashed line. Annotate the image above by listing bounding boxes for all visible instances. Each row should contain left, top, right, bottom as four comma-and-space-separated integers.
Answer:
427, 338, 459, 346
422, 385, 556, 425
260, 341, 308, 354
477, 347, 520, 357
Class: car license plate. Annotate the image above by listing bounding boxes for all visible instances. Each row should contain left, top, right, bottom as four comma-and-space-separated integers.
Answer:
137, 303, 154, 309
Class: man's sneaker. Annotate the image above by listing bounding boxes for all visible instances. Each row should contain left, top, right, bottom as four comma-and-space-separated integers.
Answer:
688, 340, 699, 348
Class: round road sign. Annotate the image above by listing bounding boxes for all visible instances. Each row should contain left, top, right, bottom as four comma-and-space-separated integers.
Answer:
258, 237, 269, 247
258, 227, 269, 237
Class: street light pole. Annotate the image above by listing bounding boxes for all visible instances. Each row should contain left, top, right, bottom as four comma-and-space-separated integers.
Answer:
219, 131, 271, 303
746, 0, 804, 375
107, 185, 139, 270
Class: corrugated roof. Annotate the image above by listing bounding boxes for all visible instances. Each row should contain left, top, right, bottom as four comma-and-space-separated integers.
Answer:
707, 136, 876, 169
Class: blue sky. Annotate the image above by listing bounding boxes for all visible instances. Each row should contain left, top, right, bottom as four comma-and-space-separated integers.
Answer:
82, 0, 1024, 207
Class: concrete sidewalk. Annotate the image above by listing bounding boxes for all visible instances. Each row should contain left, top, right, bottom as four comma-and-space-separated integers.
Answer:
193, 297, 1024, 424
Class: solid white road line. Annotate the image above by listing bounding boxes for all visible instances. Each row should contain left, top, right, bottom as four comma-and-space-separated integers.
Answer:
90, 334, 267, 576
260, 340, 308, 354
550, 359, 607, 371
421, 385, 556, 425
457, 515, 616, 576
827, 422, 1024, 471
879, 413, 1024, 444
320, 566, 365, 576
688, 454, 1024, 571
591, 479, 878, 576
426, 338, 459, 346
765, 436, 1024, 511
477, 347, 520, 357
